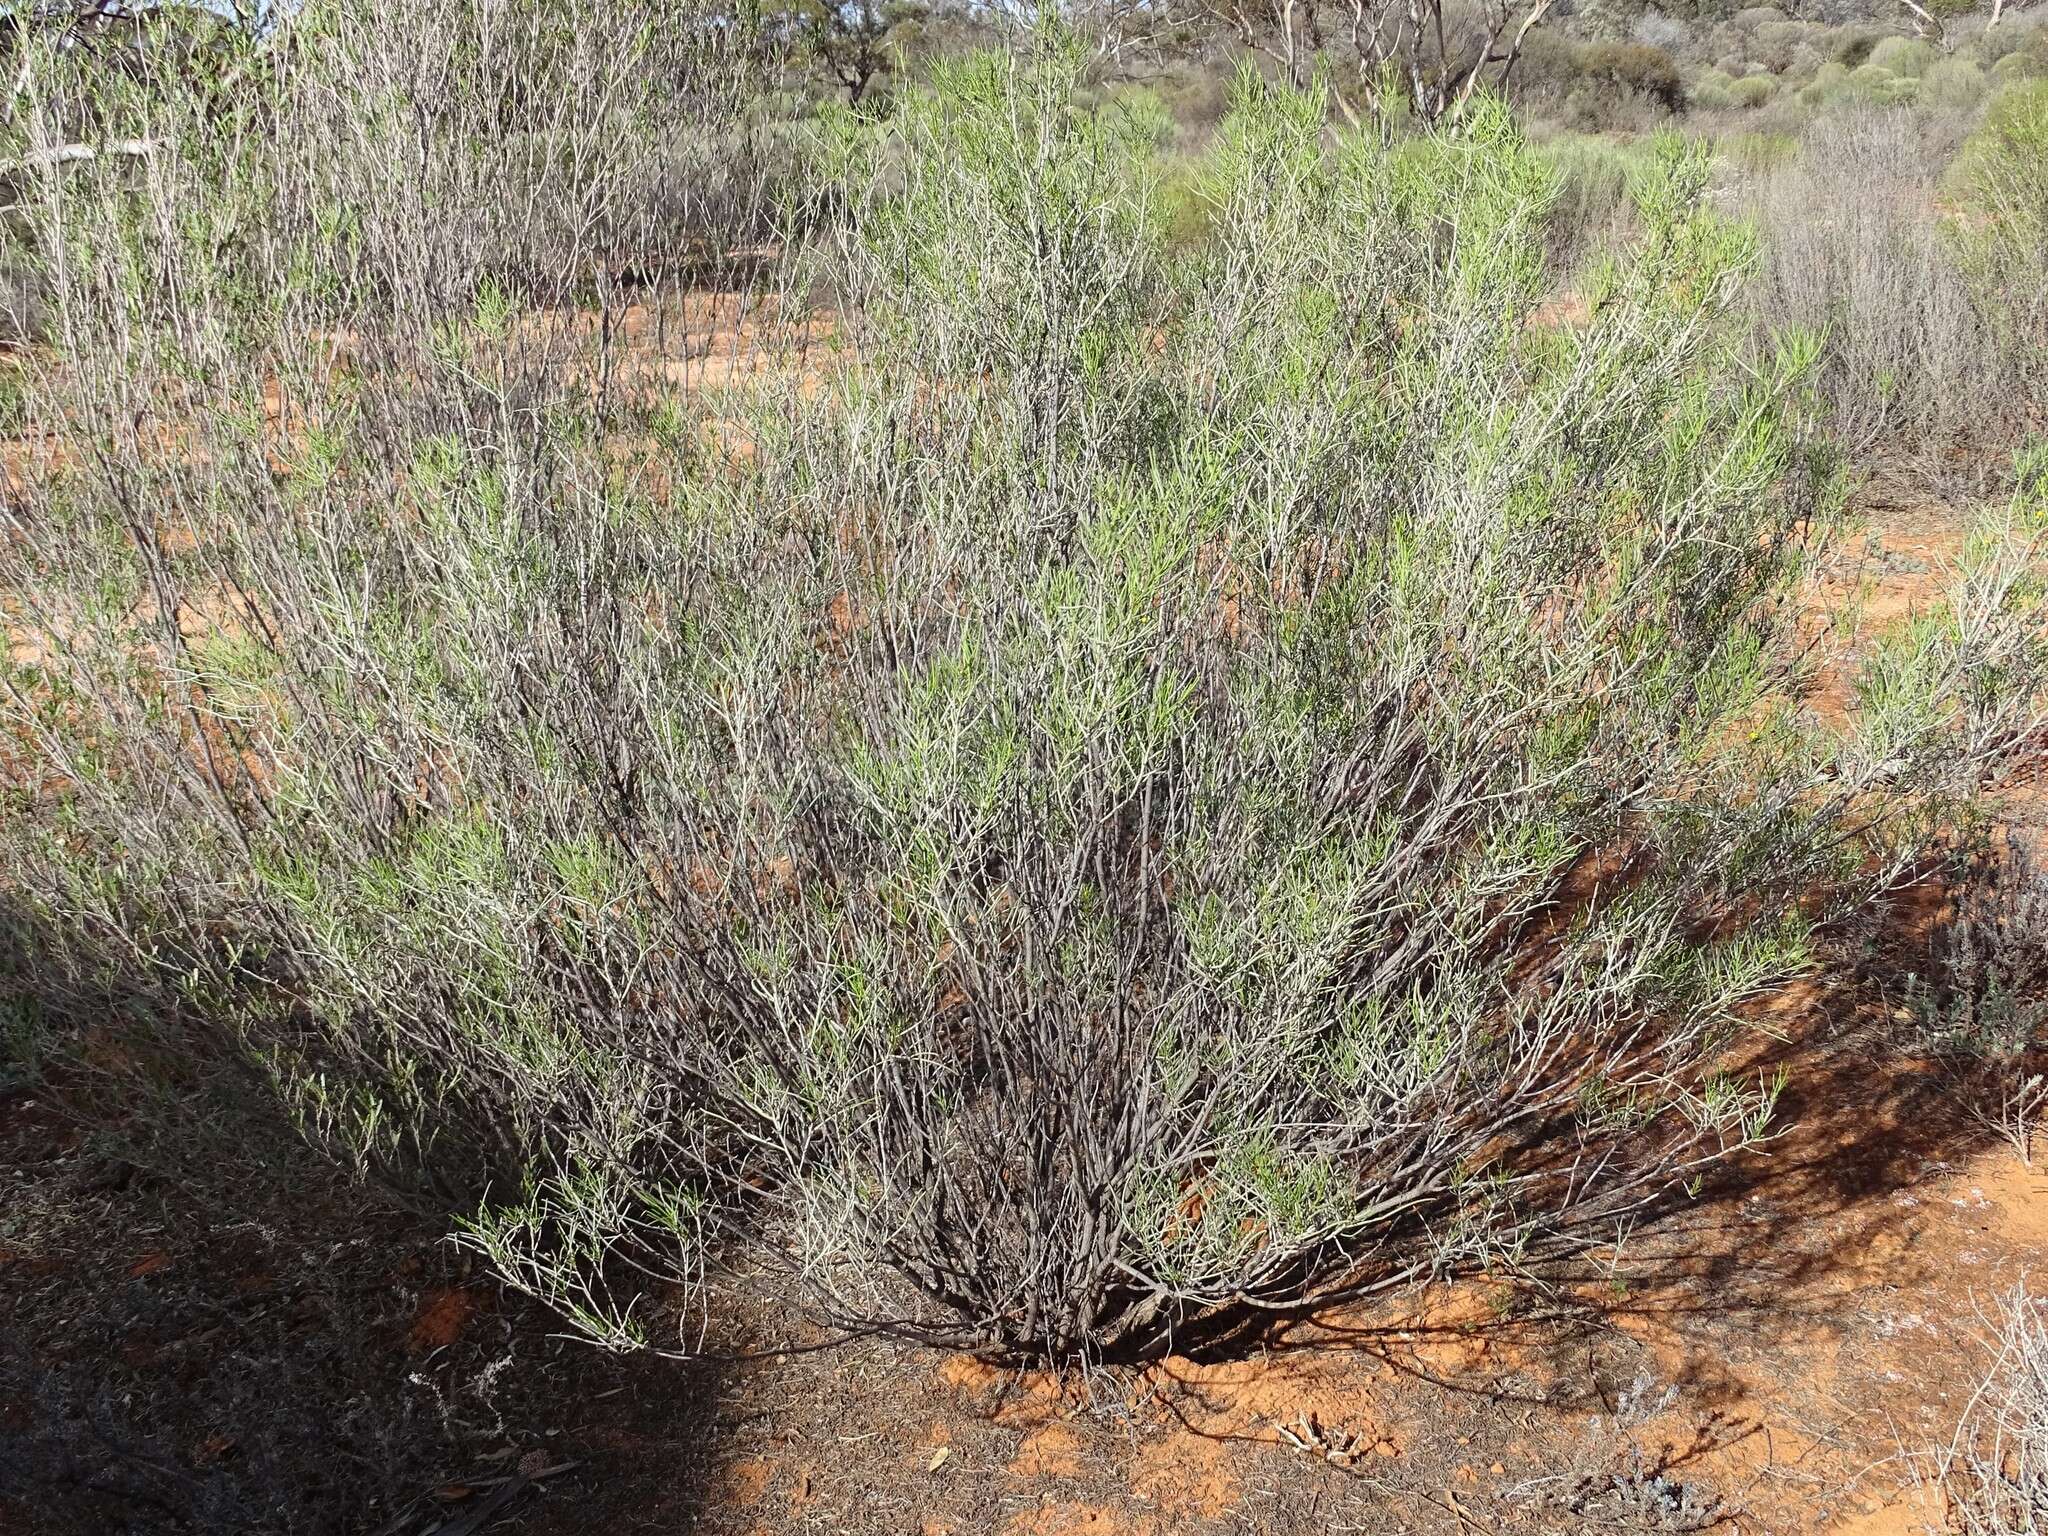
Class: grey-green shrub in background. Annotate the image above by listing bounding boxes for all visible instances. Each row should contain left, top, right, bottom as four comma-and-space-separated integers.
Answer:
1745, 108, 2026, 491
1536, 132, 1645, 274
1728, 74, 1776, 107
1951, 80, 2048, 403
4, 17, 2046, 1363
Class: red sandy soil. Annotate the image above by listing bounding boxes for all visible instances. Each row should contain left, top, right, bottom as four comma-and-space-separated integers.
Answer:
19, 964, 2029, 1532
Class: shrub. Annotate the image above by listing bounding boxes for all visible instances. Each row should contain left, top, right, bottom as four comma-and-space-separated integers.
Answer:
1868, 35, 1935, 76
1581, 41, 1688, 110
1799, 59, 1852, 104
5, 23, 2046, 1365
1799, 58, 1922, 107
1906, 835, 2048, 1061
1692, 69, 1739, 109
1151, 67, 1232, 131
1850, 61, 1910, 100
1508, 28, 1589, 105
1754, 18, 1813, 60
1922, 56, 1991, 108
1745, 110, 2019, 487
1099, 84, 1179, 153
1950, 81, 2048, 394
1537, 133, 1644, 271
1732, 4, 1786, 30
1830, 26, 1882, 65
1633, 10, 1694, 52
1728, 74, 1776, 106
1993, 48, 2047, 85
1972, 13, 2048, 73
0, 0, 788, 1266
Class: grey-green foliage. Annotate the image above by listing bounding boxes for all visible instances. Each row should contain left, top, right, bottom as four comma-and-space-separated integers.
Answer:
1744, 108, 2020, 490
1950, 81, 2048, 398
1906, 845, 2048, 1061
4, 20, 2046, 1363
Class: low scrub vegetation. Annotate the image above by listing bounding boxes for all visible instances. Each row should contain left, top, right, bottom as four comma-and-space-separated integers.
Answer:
1733, 95, 2048, 493
1908, 834, 2048, 1063
4, 3, 2048, 1374
1743, 109, 2008, 488
1950, 79, 2048, 400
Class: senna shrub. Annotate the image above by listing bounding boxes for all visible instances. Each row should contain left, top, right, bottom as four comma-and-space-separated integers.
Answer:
3, 21, 2044, 1360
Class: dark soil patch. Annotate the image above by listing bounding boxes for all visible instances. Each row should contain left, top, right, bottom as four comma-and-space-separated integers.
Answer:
0, 1083, 722, 1535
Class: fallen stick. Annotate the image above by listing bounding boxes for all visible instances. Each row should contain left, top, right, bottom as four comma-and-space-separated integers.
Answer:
0, 137, 162, 178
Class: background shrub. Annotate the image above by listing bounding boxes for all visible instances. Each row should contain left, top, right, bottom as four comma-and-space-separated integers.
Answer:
1907, 835, 2048, 1061
1633, 10, 1694, 51
1849, 61, 1914, 103
1753, 18, 1815, 67
1580, 41, 1689, 110
1922, 56, 1991, 108
1693, 68, 1739, 108
1992, 49, 2045, 83
1745, 108, 2016, 484
1537, 132, 1645, 270
1831, 25, 1883, 64
1867, 35, 1935, 76
1800, 60, 1851, 105
1732, 5, 1787, 31
1949, 80, 2048, 401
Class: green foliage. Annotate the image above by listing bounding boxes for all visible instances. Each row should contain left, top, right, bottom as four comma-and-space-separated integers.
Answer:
1098, 84, 1181, 153
1949, 81, 2048, 385
1922, 56, 1991, 107
1851, 62, 1915, 102
4, 16, 2046, 1367
1693, 70, 1739, 109
1800, 60, 1851, 104
1581, 41, 1689, 110
1867, 35, 1934, 75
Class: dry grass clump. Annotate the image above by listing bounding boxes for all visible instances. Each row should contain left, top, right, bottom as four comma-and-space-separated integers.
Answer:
1534, 132, 1645, 274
